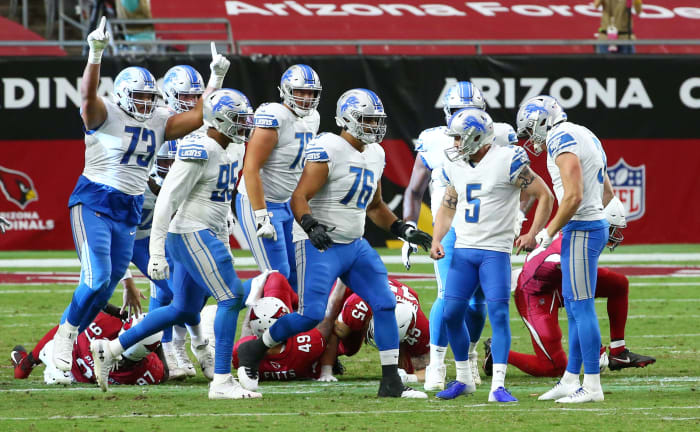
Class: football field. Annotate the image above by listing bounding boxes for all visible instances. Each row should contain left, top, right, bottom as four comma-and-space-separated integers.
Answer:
1, 246, 699, 431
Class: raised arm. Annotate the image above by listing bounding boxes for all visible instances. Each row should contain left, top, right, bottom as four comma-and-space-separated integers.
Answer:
81, 16, 109, 130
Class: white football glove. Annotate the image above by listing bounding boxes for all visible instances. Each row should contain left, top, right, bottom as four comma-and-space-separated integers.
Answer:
535, 228, 554, 249
208, 42, 230, 89
254, 209, 277, 241
148, 254, 170, 280
226, 209, 235, 237
401, 221, 418, 270
317, 365, 338, 382
87, 16, 110, 64
0, 216, 10, 234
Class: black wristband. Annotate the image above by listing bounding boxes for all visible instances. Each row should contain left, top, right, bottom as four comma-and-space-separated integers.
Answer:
300, 214, 319, 233
390, 219, 405, 238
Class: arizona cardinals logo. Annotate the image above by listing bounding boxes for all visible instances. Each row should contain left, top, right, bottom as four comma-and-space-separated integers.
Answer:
0, 166, 39, 209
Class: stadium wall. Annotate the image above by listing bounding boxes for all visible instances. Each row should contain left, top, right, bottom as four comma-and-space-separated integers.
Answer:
0, 55, 697, 250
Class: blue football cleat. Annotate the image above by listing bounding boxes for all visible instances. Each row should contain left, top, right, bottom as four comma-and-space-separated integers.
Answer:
488, 386, 518, 403
436, 380, 476, 400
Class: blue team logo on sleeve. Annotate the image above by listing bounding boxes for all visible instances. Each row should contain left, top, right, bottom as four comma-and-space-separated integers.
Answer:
608, 158, 646, 222
509, 146, 530, 182
178, 144, 208, 160
305, 146, 330, 162
547, 131, 577, 157
254, 107, 280, 127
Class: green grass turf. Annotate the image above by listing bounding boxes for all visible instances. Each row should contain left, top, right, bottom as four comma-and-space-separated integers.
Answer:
0, 246, 699, 431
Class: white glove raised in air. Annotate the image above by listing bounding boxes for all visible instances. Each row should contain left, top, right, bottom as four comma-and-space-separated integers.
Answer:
535, 228, 554, 249
401, 221, 418, 270
148, 254, 170, 280
208, 42, 230, 89
254, 209, 277, 241
0, 216, 10, 234
87, 16, 110, 64
316, 365, 338, 382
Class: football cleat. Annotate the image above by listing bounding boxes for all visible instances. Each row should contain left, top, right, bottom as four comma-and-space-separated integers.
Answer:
555, 386, 604, 403
424, 363, 447, 391
163, 346, 187, 381
191, 340, 215, 380
483, 338, 493, 377
400, 386, 428, 399
488, 386, 518, 403
332, 357, 345, 376
11, 345, 35, 379
599, 346, 609, 373
436, 380, 476, 400
469, 351, 482, 385
90, 339, 118, 392
38, 341, 71, 385
52, 323, 78, 372
174, 339, 196, 377
209, 375, 262, 400
538, 380, 580, 401
608, 349, 656, 371
236, 338, 268, 391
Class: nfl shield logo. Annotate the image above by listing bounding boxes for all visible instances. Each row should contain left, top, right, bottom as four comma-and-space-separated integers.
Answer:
608, 158, 645, 221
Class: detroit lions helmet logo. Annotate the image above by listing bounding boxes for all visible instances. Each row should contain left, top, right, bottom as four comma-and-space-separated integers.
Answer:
0, 165, 39, 209
213, 95, 237, 113
608, 158, 645, 222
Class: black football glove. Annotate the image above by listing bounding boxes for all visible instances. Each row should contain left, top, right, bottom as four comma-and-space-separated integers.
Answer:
390, 219, 432, 251
300, 214, 334, 252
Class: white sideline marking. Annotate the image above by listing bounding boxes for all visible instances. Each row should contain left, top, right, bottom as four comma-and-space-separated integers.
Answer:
2, 253, 700, 268
1, 405, 698, 421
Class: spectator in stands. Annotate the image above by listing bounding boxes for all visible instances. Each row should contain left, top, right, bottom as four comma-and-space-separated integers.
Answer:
115, 0, 155, 52
594, 0, 643, 54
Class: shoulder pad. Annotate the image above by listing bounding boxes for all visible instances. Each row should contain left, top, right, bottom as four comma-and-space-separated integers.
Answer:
254, 103, 285, 128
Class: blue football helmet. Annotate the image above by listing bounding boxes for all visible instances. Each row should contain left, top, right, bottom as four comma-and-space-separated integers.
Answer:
203, 88, 254, 144
113, 66, 159, 121
443, 81, 486, 124
445, 107, 495, 162
155, 140, 178, 179
161, 65, 204, 113
493, 122, 518, 147
335, 88, 387, 145
279, 64, 322, 117
516, 95, 567, 156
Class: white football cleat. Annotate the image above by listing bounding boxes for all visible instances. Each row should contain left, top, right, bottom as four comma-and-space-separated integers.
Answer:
555, 386, 604, 403
237, 366, 260, 392
469, 352, 482, 386
209, 375, 262, 400
192, 340, 215, 380
401, 386, 428, 399
174, 339, 196, 377
423, 363, 446, 391
538, 380, 580, 401
163, 346, 187, 380
52, 323, 78, 372
90, 339, 118, 392
38, 341, 71, 385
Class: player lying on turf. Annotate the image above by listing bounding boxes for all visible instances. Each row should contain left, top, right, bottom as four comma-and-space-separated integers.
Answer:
486, 197, 655, 379
11, 304, 167, 386
198, 271, 346, 381
316, 279, 430, 383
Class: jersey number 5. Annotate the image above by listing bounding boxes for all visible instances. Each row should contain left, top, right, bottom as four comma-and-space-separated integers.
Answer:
211, 161, 240, 202
121, 126, 156, 167
465, 184, 481, 223
340, 166, 375, 209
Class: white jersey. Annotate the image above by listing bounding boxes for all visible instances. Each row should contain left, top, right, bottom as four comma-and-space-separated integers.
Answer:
415, 123, 517, 218
239, 102, 320, 203
150, 131, 245, 254
442, 144, 530, 253
292, 133, 385, 244
546, 122, 607, 222
82, 97, 170, 195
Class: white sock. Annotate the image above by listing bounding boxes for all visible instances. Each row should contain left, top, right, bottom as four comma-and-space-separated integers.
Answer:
188, 323, 206, 347
108, 338, 125, 356
455, 360, 474, 386
583, 373, 602, 392
173, 325, 187, 342
491, 363, 507, 391
561, 370, 581, 386
60, 322, 79, 335
379, 349, 399, 366
610, 340, 625, 349
429, 344, 447, 366
212, 373, 231, 385
262, 329, 280, 348
468, 342, 478, 356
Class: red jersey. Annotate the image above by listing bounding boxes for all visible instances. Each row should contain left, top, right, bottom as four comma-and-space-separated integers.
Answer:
233, 329, 325, 381
71, 312, 164, 385
337, 279, 429, 358
261, 272, 299, 312
518, 236, 564, 295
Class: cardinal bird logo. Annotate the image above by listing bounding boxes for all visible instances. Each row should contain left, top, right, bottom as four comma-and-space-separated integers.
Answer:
0, 166, 39, 209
